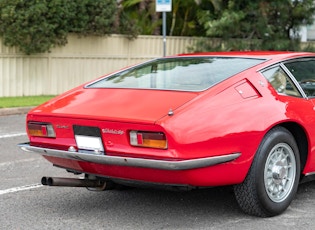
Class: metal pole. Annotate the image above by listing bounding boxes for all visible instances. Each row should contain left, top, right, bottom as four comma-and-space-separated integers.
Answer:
163, 11, 166, 57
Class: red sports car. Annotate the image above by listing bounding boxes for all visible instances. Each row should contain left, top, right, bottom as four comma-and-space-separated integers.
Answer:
19, 51, 315, 217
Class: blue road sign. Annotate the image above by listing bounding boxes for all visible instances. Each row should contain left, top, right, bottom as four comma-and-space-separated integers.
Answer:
156, 0, 172, 12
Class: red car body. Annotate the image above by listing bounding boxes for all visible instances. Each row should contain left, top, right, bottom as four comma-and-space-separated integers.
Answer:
20, 51, 315, 217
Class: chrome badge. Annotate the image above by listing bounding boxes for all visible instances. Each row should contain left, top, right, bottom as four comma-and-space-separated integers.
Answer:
102, 128, 124, 135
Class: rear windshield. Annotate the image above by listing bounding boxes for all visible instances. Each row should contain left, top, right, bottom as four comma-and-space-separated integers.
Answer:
87, 57, 265, 91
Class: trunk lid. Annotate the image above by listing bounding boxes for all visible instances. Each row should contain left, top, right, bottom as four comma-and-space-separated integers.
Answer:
30, 87, 199, 123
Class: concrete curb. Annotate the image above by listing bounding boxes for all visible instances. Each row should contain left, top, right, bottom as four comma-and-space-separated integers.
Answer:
0, 106, 34, 116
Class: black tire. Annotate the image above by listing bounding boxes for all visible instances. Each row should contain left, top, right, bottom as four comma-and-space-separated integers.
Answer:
234, 126, 301, 217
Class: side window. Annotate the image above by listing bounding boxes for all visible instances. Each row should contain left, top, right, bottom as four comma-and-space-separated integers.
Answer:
262, 66, 301, 97
284, 59, 315, 97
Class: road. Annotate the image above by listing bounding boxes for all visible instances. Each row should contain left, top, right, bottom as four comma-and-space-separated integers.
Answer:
1, 114, 315, 229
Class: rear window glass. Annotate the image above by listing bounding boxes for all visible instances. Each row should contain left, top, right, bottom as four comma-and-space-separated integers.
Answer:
87, 57, 265, 91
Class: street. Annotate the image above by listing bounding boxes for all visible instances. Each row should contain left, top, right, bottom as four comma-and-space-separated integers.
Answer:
1, 114, 315, 229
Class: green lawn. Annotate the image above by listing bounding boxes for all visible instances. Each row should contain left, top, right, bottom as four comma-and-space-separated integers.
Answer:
0, 95, 55, 108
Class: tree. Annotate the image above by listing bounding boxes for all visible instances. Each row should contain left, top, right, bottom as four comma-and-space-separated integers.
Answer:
121, 0, 205, 36
169, 0, 205, 36
0, 0, 136, 54
1, 0, 314, 54
196, 0, 315, 51
120, 0, 161, 35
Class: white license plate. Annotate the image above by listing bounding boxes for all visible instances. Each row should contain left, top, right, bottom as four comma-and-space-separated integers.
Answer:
75, 135, 104, 153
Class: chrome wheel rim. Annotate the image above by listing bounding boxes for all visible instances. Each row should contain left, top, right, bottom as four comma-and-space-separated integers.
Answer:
264, 143, 296, 203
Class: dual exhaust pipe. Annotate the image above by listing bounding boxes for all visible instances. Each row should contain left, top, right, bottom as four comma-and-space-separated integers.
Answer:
41, 176, 106, 189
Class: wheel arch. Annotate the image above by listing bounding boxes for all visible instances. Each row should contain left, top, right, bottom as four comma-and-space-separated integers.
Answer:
234, 123, 303, 217
277, 122, 308, 174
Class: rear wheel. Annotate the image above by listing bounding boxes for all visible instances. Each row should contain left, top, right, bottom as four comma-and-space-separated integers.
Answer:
234, 127, 300, 217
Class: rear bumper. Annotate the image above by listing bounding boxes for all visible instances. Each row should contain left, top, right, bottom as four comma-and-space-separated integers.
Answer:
18, 143, 240, 171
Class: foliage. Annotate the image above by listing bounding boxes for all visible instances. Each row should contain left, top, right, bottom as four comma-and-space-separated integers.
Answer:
0, 0, 314, 54
196, 0, 315, 51
0, 0, 136, 54
168, 0, 205, 36
120, 0, 161, 35
121, 0, 205, 36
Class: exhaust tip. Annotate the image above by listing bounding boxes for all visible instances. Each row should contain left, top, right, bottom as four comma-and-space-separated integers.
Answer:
41, 177, 48, 185
47, 177, 53, 186
40, 176, 108, 189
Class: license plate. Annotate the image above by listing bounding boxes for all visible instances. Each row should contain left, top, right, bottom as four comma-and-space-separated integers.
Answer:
75, 135, 104, 153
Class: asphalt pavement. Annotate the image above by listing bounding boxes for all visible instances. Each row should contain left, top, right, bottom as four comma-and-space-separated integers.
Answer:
2, 109, 315, 229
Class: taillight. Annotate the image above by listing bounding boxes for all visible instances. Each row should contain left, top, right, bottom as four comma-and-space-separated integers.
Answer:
129, 131, 167, 149
28, 122, 56, 138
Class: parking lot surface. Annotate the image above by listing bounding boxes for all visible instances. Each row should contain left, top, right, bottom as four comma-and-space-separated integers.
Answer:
1, 113, 315, 229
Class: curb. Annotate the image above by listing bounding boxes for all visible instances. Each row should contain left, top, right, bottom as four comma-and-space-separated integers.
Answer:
0, 106, 34, 116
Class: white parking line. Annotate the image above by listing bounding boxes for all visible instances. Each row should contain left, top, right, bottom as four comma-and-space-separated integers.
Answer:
0, 133, 26, 139
0, 184, 43, 195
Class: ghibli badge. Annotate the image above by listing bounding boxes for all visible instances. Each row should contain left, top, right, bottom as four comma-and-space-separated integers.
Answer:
102, 128, 124, 135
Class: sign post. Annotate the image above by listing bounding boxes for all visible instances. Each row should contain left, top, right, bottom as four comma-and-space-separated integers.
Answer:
156, 0, 172, 57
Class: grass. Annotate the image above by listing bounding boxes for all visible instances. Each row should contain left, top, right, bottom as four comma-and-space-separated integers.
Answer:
0, 95, 55, 108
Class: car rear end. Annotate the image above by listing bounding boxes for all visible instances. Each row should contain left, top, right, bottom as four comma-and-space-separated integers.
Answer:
19, 55, 267, 187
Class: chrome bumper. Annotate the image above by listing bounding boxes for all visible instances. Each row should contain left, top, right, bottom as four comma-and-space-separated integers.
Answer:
18, 143, 240, 171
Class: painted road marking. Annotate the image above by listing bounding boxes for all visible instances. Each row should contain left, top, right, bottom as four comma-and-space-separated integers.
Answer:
0, 133, 26, 139
0, 184, 43, 195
